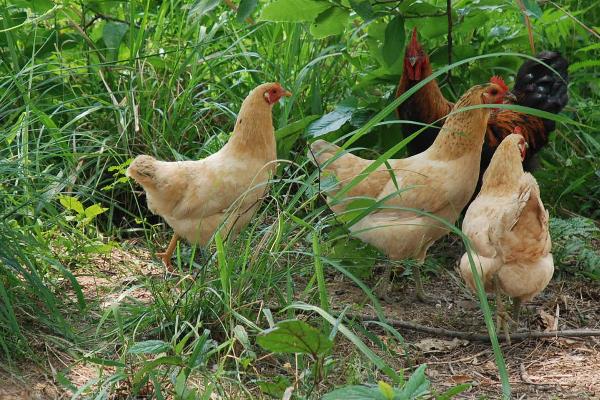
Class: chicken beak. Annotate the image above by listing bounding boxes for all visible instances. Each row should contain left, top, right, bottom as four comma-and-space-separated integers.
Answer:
408, 56, 417, 66
283, 90, 292, 97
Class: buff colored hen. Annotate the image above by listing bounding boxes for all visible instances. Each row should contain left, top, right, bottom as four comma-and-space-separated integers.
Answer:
127, 82, 291, 269
459, 132, 554, 333
310, 79, 514, 302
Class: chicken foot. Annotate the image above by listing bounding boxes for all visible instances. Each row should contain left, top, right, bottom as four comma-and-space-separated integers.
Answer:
156, 234, 179, 270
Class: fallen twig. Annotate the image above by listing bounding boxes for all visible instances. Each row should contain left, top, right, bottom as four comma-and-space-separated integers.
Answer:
515, 0, 536, 54
341, 311, 600, 343
269, 305, 600, 342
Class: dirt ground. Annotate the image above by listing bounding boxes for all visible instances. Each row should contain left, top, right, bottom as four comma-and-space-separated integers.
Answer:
326, 267, 600, 399
2, 245, 599, 399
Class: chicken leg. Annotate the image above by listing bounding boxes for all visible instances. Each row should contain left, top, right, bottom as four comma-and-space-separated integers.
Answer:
156, 234, 179, 270
512, 298, 522, 326
413, 263, 427, 303
493, 274, 512, 344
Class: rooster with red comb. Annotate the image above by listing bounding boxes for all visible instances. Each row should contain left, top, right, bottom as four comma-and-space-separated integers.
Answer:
396, 27, 569, 175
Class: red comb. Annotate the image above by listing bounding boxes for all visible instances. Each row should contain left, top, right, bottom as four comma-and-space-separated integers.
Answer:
490, 76, 509, 92
409, 27, 420, 50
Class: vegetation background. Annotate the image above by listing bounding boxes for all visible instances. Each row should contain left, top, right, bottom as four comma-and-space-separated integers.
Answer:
0, 0, 598, 398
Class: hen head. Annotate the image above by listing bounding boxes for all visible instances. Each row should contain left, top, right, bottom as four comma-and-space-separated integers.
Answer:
482, 76, 516, 104
404, 27, 428, 81
512, 127, 528, 161
499, 132, 528, 162
262, 82, 292, 105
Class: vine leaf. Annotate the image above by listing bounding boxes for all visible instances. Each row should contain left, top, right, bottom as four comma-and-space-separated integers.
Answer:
256, 319, 332, 357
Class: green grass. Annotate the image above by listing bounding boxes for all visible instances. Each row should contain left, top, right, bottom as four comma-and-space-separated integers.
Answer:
1, 0, 599, 398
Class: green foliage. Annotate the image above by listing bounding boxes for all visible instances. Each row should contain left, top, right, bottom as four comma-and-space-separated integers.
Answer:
550, 217, 600, 279
257, 319, 333, 356
0, 0, 598, 398
323, 365, 465, 400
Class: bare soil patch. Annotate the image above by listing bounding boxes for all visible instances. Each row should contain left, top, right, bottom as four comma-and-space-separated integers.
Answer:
326, 264, 600, 399
4, 242, 599, 399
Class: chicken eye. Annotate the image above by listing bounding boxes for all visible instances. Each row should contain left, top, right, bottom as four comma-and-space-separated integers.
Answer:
490, 88, 498, 95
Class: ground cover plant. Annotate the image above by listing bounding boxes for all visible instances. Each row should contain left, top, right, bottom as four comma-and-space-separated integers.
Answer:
0, 0, 599, 398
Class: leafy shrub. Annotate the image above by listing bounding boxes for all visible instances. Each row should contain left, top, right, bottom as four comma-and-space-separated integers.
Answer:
550, 217, 600, 279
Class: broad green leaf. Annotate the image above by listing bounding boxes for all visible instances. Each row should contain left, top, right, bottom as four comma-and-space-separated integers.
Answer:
84, 204, 108, 219
310, 7, 349, 38
102, 21, 128, 50
521, 0, 542, 18
417, 16, 447, 39
382, 15, 405, 67
256, 319, 332, 356
454, 13, 489, 35
329, 236, 377, 279
236, 0, 258, 22
128, 340, 171, 355
260, 0, 330, 22
349, 0, 374, 20
322, 385, 386, 400
307, 97, 357, 137
59, 196, 84, 215
189, 0, 220, 18
258, 376, 291, 398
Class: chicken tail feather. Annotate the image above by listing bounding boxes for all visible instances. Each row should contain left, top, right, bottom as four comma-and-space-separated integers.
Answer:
127, 155, 158, 187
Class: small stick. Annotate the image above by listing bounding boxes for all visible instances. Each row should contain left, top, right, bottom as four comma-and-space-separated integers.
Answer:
515, 0, 536, 54
269, 307, 600, 342
339, 310, 600, 343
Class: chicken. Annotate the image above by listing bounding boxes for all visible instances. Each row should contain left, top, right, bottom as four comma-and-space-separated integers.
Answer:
127, 82, 291, 269
396, 28, 569, 172
459, 132, 554, 335
310, 79, 513, 302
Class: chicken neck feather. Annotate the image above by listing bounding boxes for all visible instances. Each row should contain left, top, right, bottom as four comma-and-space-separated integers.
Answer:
226, 86, 277, 161
480, 140, 524, 195
427, 86, 491, 161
